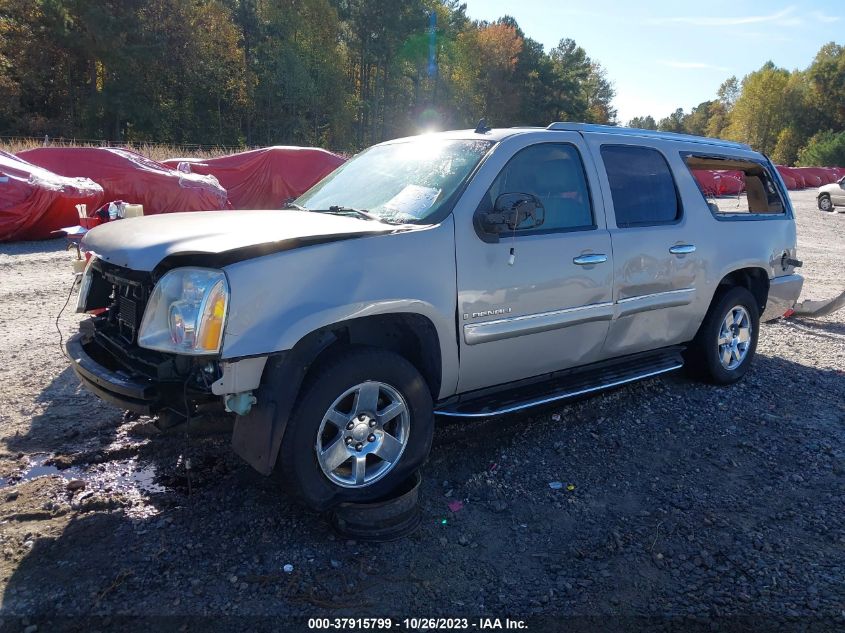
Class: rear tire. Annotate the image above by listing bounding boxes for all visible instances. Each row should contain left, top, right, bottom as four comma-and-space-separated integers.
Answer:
684, 286, 760, 385
277, 346, 434, 511
818, 194, 833, 212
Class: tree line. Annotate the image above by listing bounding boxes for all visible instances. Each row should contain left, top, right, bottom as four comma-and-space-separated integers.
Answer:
0, 0, 615, 152
1, 1, 842, 165
628, 43, 845, 166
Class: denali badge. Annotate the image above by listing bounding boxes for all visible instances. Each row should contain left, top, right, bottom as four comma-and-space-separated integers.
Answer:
463, 307, 512, 320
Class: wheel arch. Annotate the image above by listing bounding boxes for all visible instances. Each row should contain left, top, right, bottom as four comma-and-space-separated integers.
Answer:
230, 312, 443, 476
712, 266, 770, 315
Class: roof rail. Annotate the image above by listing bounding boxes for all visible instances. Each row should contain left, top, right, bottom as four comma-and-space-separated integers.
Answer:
545, 122, 752, 151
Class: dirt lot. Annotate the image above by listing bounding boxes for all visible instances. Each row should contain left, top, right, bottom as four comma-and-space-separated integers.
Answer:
0, 189, 843, 630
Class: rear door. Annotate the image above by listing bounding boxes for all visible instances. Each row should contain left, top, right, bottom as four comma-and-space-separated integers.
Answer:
587, 139, 705, 357
454, 133, 614, 393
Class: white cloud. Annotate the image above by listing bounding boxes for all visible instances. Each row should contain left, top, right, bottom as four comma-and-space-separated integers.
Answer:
811, 11, 840, 23
648, 6, 797, 27
658, 60, 730, 71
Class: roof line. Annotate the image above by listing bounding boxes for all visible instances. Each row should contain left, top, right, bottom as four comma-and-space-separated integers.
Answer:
545, 122, 752, 150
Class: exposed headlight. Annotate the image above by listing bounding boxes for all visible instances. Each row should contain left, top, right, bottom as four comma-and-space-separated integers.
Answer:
138, 268, 229, 355
75, 256, 98, 313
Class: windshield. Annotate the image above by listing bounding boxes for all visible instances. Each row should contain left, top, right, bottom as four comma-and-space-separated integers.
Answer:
296, 138, 494, 224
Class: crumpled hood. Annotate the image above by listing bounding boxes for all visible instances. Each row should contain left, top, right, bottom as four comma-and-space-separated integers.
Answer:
81, 209, 403, 271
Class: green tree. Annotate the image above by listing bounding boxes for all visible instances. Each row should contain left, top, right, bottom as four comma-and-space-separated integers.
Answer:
547, 38, 591, 122
584, 62, 616, 124
771, 126, 803, 165
797, 130, 845, 167
658, 108, 686, 133
806, 42, 845, 132
683, 101, 715, 136
627, 115, 657, 130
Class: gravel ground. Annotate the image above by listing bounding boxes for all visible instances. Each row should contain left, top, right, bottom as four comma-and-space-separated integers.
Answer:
0, 189, 843, 630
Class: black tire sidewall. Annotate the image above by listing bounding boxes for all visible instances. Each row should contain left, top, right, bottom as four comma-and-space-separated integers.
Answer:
819, 194, 832, 211
278, 347, 434, 511
696, 286, 760, 384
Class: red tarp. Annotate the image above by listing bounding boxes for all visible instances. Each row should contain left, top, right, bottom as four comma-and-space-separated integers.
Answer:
776, 165, 803, 190
0, 150, 104, 242
776, 165, 845, 188
692, 170, 745, 196
162, 146, 345, 210
18, 147, 228, 214
798, 167, 837, 185
792, 167, 823, 187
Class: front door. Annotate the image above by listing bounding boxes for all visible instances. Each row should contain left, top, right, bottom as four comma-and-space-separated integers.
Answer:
454, 133, 614, 393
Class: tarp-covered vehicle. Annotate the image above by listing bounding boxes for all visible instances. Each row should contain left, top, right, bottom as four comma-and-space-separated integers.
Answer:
162, 147, 345, 210
691, 170, 745, 197
0, 150, 103, 242
18, 147, 228, 214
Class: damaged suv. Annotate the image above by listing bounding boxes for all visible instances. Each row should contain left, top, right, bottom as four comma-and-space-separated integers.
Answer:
68, 124, 803, 509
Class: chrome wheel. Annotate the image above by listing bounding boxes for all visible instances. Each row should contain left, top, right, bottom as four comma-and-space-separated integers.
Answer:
315, 381, 410, 488
718, 305, 752, 370
819, 196, 832, 211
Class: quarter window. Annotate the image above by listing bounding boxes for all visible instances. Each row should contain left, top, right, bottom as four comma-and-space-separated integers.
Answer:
478, 143, 594, 234
601, 145, 681, 227
683, 155, 785, 216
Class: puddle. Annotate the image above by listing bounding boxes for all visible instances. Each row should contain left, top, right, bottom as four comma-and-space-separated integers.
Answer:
0, 454, 166, 495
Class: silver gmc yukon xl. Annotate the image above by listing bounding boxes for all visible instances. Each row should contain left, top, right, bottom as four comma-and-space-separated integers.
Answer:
68, 123, 804, 509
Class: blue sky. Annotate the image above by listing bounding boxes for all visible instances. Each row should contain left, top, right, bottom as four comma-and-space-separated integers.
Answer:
462, 1, 842, 124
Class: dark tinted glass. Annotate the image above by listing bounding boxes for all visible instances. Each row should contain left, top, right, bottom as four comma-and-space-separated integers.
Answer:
481, 143, 594, 233
601, 145, 680, 226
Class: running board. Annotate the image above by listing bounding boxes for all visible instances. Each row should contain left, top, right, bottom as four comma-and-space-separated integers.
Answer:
435, 347, 684, 418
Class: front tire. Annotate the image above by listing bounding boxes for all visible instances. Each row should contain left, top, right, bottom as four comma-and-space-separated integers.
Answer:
818, 194, 833, 212
277, 347, 434, 511
684, 286, 760, 385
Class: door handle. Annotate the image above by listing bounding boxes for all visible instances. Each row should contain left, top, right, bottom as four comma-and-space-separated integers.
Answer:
573, 253, 608, 266
669, 244, 696, 255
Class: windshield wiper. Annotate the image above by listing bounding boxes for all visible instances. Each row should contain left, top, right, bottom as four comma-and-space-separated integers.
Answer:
281, 201, 308, 211
316, 205, 383, 222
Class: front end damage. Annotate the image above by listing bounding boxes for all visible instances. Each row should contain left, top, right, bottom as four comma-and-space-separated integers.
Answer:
67, 258, 264, 418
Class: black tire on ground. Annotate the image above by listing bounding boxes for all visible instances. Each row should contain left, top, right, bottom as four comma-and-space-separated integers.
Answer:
818, 194, 833, 212
684, 285, 760, 385
276, 346, 434, 511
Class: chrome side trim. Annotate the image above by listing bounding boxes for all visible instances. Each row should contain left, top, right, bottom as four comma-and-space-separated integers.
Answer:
463, 301, 614, 346
436, 363, 683, 418
615, 288, 695, 318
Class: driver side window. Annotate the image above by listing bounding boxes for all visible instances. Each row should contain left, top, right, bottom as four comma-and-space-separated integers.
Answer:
478, 143, 595, 234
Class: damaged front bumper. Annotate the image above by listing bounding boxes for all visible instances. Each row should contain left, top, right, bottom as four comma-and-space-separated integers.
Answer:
66, 325, 268, 416
66, 332, 163, 414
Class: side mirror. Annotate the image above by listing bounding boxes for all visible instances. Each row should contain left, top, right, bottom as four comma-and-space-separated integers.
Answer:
479, 193, 545, 235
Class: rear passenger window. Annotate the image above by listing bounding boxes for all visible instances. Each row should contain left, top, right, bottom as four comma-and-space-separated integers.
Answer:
601, 145, 680, 227
479, 143, 594, 234
683, 155, 785, 216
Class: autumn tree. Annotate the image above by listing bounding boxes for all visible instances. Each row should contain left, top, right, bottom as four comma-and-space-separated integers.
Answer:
723, 62, 795, 155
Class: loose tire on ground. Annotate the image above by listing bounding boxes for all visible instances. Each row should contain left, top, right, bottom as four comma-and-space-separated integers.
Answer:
276, 346, 434, 511
684, 286, 760, 385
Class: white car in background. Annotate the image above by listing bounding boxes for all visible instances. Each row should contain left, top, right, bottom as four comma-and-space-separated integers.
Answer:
818, 176, 845, 212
